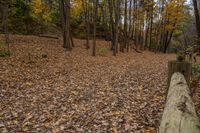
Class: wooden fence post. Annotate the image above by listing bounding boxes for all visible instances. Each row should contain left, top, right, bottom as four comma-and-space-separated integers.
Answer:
167, 59, 192, 91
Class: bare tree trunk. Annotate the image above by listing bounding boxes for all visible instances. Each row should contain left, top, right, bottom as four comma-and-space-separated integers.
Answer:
123, 0, 128, 52
140, 18, 145, 50
70, 29, 75, 47
162, 15, 168, 53
127, 0, 132, 52
113, 0, 120, 56
108, 0, 115, 51
163, 30, 169, 53
192, 0, 200, 52
92, 0, 98, 56
82, 0, 90, 49
60, 0, 71, 50
134, 0, 138, 47
2, 3, 10, 53
145, 12, 150, 50
66, 0, 71, 49
149, 1, 154, 51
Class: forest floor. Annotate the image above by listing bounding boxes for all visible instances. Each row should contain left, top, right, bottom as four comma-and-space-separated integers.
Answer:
0, 35, 200, 133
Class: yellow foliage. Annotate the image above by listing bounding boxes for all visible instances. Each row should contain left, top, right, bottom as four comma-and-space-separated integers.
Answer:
71, 0, 84, 19
30, 0, 52, 23
164, 0, 187, 31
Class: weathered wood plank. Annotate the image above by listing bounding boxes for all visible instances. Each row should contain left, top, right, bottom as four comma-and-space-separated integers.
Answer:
159, 72, 200, 133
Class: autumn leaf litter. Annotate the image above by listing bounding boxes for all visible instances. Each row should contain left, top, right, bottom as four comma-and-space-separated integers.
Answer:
1, 35, 198, 133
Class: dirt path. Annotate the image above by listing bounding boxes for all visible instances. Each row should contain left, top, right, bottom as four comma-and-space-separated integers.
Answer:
0, 35, 184, 132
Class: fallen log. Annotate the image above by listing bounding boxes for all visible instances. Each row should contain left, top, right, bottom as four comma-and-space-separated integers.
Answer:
133, 47, 142, 53
38, 35, 59, 39
159, 72, 200, 133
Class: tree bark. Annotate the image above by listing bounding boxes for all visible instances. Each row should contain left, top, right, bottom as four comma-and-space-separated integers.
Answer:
113, 0, 120, 56
149, 1, 154, 51
123, 0, 128, 52
60, 0, 71, 50
2, 3, 9, 53
192, 0, 200, 52
92, 0, 98, 56
127, 0, 132, 52
82, 0, 90, 49
108, 0, 115, 51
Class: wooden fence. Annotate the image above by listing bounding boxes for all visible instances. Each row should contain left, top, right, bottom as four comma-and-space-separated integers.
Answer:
159, 60, 200, 133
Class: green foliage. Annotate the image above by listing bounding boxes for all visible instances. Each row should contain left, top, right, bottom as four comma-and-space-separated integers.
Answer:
0, 50, 10, 57
30, 0, 52, 23
0, 0, 60, 34
176, 50, 186, 61
192, 62, 200, 79
0, 41, 10, 57
50, 0, 60, 26
185, 45, 193, 53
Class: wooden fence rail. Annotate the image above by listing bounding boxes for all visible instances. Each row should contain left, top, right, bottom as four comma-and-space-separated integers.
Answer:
159, 72, 200, 133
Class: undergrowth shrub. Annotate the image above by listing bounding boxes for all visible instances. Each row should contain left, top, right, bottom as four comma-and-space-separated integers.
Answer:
0, 41, 10, 57
192, 62, 200, 79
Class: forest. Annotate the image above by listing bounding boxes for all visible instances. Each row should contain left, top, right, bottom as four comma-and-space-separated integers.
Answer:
0, 0, 200, 132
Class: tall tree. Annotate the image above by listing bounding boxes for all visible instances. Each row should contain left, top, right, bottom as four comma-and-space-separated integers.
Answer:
2, 1, 10, 54
113, 0, 120, 56
60, 0, 71, 50
82, 0, 90, 49
127, 0, 133, 52
108, 0, 115, 51
123, 0, 128, 52
92, 0, 98, 56
149, 0, 154, 51
192, 0, 200, 51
